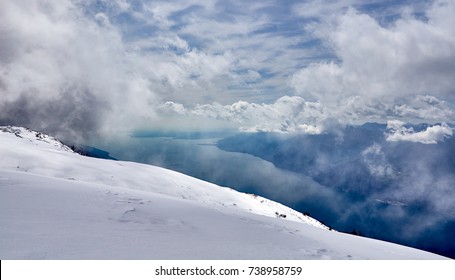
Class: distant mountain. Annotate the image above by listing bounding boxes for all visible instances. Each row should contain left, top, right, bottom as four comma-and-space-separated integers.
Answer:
0, 126, 445, 259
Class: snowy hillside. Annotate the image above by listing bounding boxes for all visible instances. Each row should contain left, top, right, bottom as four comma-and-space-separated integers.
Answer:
0, 126, 447, 259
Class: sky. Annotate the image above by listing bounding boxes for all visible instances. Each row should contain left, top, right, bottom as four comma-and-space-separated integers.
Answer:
1, 0, 455, 141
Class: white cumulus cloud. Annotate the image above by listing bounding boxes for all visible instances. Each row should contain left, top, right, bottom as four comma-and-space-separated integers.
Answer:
158, 96, 326, 134
385, 120, 453, 144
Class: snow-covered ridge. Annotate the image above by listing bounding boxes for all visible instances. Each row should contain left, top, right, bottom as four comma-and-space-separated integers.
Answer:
0, 126, 73, 152
0, 126, 327, 229
0, 126, 447, 259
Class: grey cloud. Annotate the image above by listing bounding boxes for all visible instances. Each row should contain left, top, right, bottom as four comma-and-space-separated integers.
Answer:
0, 0, 158, 141
0, 85, 107, 143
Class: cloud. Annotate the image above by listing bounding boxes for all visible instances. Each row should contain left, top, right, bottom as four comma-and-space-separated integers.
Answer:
385, 120, 453, 144
290, 1, 455, 123
0, 0, 249, 140
118, 0, 320, 105
147, 0, 455, 132
1, 0, 454, 140
159, 93, 455, 134
158, 96, 326, 133
392, 95, 455, 121
1, 0, 322, 140
361, 143, 394, 178
0, 0, 160, 142
293, 0, 359, 19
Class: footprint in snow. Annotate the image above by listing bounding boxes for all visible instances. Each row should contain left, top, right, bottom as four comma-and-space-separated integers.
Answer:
123, 207, 136, 214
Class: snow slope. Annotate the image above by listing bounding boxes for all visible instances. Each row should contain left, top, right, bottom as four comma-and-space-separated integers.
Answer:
0, 126, 447, 259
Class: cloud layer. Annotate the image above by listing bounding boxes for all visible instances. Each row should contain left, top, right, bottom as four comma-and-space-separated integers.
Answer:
158, 96, 325, 133
1, 0, 455, 139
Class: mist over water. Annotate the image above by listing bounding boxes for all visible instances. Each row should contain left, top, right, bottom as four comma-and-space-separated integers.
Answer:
98, 124, 455, 258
